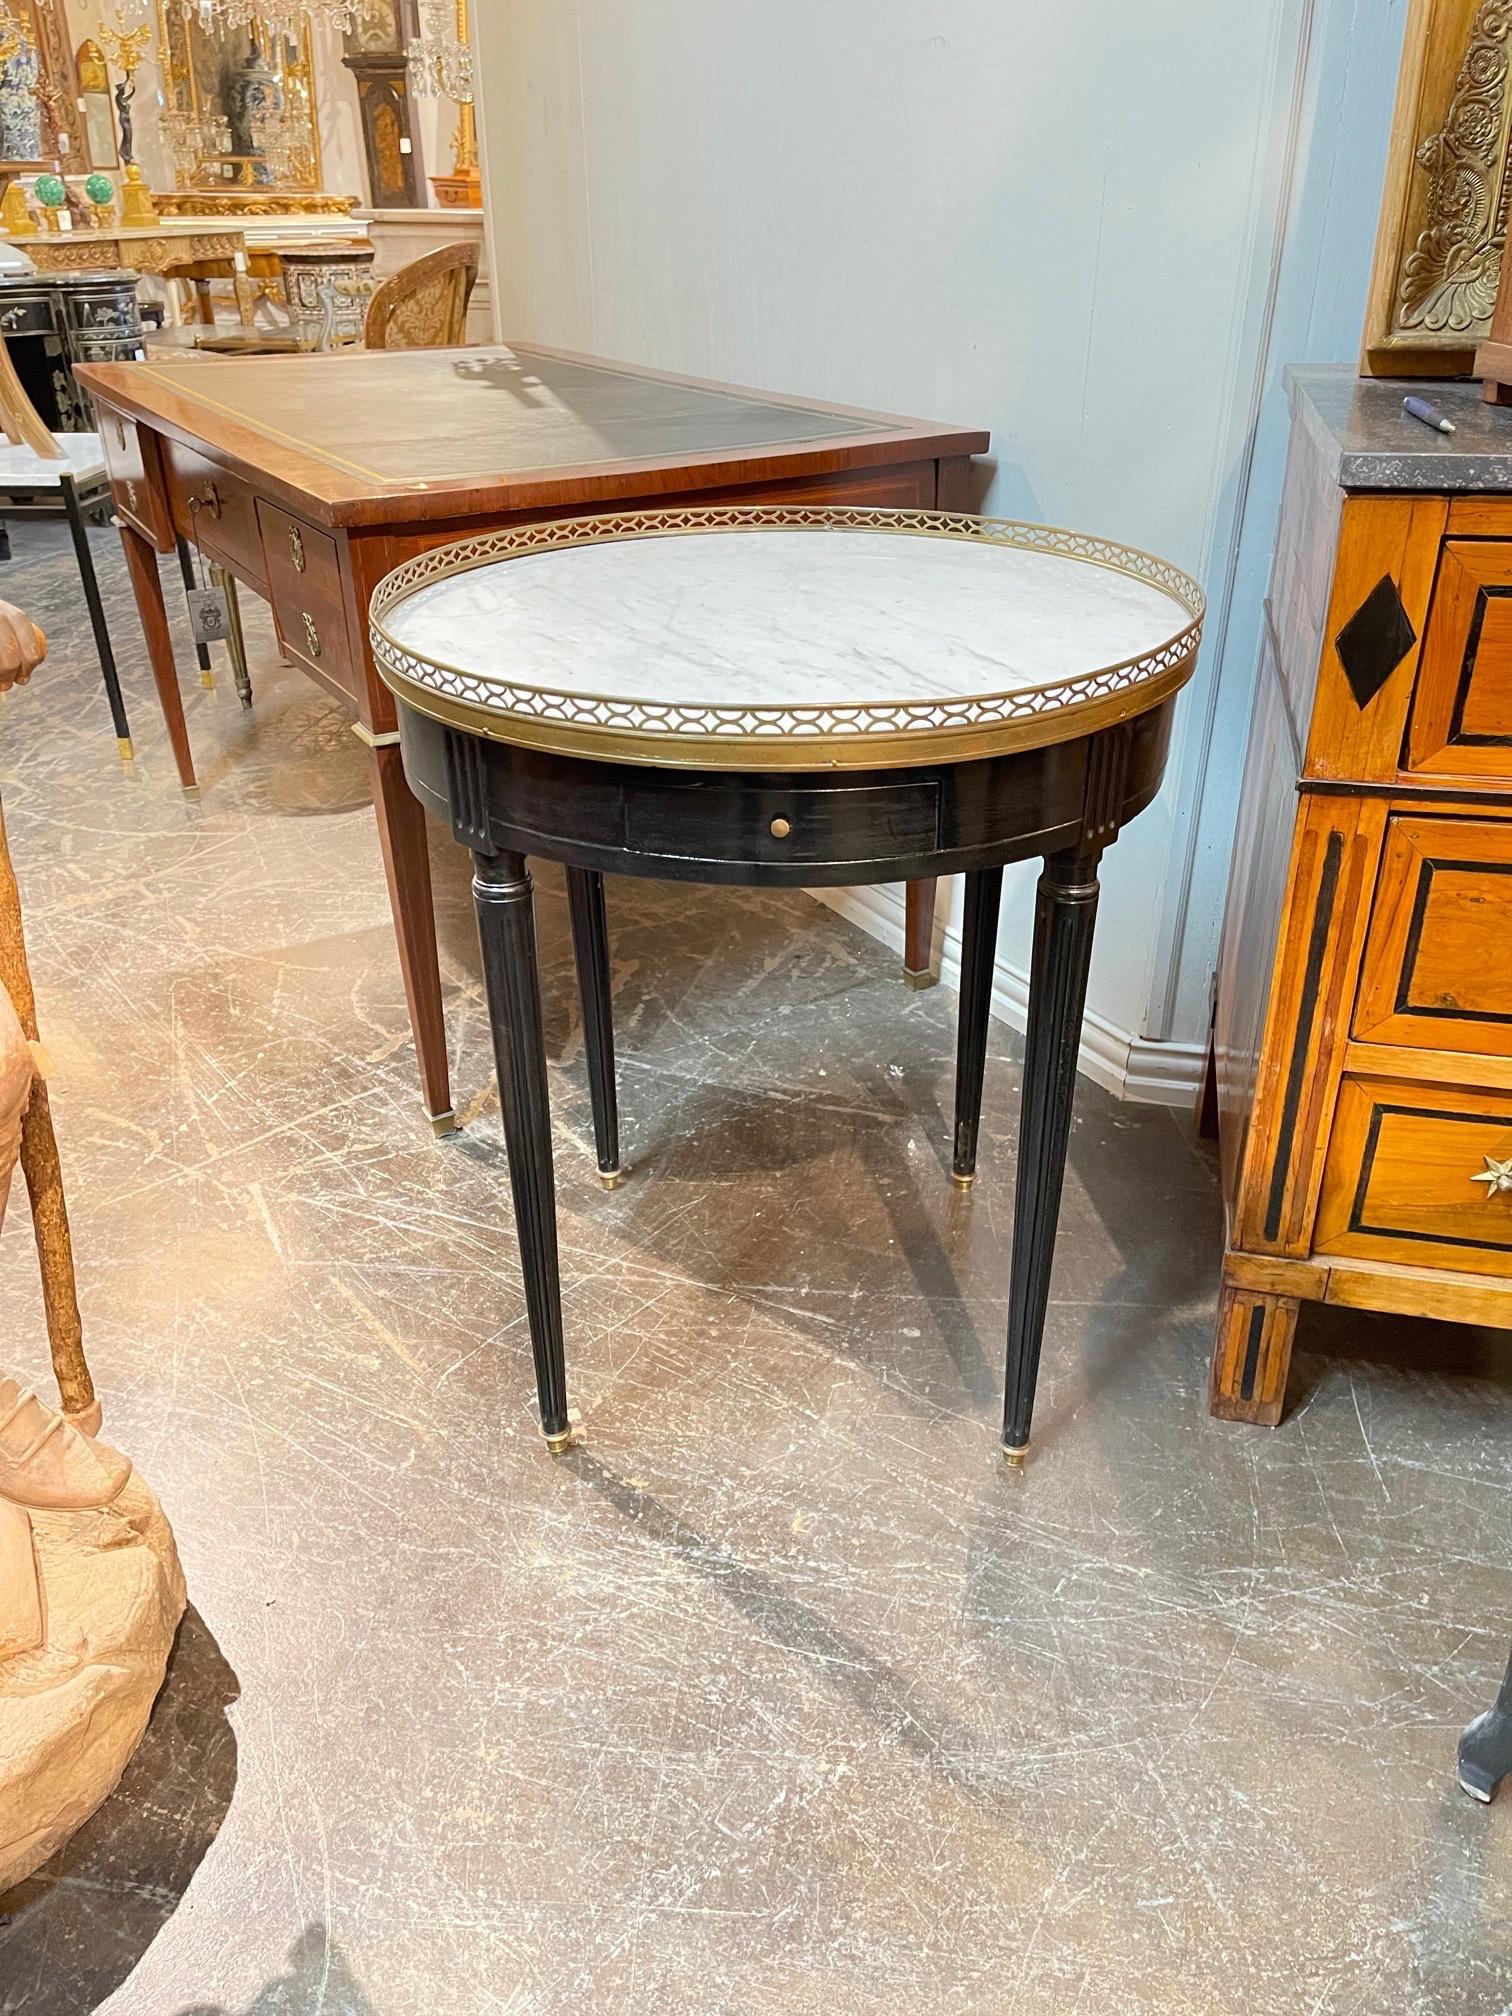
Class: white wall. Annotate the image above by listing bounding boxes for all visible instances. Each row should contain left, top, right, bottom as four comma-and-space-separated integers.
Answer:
474, 0, 1408, 1099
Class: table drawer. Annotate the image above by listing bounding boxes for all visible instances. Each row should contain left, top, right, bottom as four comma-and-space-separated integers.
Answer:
1407, 540, 1512, 782
162, 442, 267, 589
256, 500, 357, 698
99, 406, 172, 549
1315, 1076, 1512, 1276
624, 778, 940, 867
1354, 814, 1512, 1055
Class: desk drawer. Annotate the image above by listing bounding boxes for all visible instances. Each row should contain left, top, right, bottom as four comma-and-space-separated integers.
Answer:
1408, 540, 1512, 782
256, 500, 357, 698
1315, 1077, 1512, 1276
1354, 814, 1512, 1056
99, 407, 171, 549
162, 442, 266, 589
625, 778, 940, 866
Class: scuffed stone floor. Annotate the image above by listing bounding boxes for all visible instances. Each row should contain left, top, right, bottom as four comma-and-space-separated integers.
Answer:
0, 518, 1509, 2015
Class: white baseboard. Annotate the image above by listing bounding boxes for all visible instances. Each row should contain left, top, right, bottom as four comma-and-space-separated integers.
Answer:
809, 884, 1205, 1108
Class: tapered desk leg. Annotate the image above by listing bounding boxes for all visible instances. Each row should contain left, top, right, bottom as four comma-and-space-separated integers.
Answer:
367, 740, 453, 1132
904, 878, 939, 988
952, 865, 1002, 1188
119, 523, 197, 795
565, 866, 622, 1186
61, 477, 131, 760
473, 849, 570, 1450
176, 534, 213, 681
1460, 1646, 1512, 1802
1001, 847, 1102, 1465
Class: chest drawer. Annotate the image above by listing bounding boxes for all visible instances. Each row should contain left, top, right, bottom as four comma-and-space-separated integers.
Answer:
163, 442, 267, 590
99, 407, 172, 549
1408, 540, 1512, 782
1315, 1076, 1512, 1277
1353, 813, 1512, 1056
624, 778, 941, 867
255, 499, 357, 700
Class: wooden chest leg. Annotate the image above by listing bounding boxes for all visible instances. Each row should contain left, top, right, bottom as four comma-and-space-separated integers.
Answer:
119, 522, 197, 794
1210, 1283, 1299, 1426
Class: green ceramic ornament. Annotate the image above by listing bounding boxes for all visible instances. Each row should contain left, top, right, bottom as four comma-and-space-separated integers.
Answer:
83, 173, 114, 207
33, 174, 66, 211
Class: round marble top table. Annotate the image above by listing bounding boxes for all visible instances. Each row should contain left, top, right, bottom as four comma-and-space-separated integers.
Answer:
372, 506, 1205, 1463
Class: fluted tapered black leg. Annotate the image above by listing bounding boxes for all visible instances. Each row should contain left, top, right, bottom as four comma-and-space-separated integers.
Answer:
1460, 1646, 1512, 1802
176, 534, 213, 678
472, 849, 570, 1450
566, 866, 622, 1186
63, 478, 131, 757
952, 865, 1003, 1187
1001, 847, 1102, 1463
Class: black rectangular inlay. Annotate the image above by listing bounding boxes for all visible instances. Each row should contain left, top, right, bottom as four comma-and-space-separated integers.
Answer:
1263, 830, 1344, 1243
1335, 574, 1416, 711
1348, 1099, 1512, 1254
1392, 857, 1512, 1024
1239, 1304, 1266, 1404
1448, 583, 1512, 749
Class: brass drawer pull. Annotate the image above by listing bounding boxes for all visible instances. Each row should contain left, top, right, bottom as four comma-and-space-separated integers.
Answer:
302, 611, 321, 658
1472, 1155, 1512, 1198
195, 481, 222, 520
289, 524, 305, 572
769, 817, 791, 839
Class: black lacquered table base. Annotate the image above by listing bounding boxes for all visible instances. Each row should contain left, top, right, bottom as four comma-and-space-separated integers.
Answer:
397, 700, 1176, 1461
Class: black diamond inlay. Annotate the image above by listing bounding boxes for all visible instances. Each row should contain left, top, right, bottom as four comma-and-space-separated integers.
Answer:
1334, 573, 1416, 710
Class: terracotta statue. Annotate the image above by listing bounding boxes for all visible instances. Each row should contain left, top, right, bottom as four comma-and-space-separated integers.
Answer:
0, 603, 185, 1892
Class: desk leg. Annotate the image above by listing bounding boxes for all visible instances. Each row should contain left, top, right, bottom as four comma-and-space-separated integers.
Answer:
566, 866, 622, 1186
952, 865, 1002, 1188
175, 536, 214, 681
368, 741, 453, 1133
119, 523, 197, 795
903, 878, 939, 988
473, 849, 570, 1451
210, 564, 253, 709
1001, 847, 1101, 1465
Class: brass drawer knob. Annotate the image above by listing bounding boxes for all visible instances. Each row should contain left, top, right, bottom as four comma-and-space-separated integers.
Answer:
302, 611, 321, 658
289, 525, 306, 573
1472, 1155, 1512, 1198
770, 817, 792, 839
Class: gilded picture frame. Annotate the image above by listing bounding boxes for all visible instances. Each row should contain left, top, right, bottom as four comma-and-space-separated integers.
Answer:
1363, 0, 1512, 377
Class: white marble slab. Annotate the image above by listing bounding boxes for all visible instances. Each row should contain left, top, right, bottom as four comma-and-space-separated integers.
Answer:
0, 433, 105, 488
380, 525, 1196, 715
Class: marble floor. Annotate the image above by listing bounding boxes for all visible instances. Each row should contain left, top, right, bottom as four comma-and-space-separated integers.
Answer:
0, 519, 1509, 2016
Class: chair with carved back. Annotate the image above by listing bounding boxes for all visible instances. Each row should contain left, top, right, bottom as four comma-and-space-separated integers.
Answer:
363, 242, 480, 352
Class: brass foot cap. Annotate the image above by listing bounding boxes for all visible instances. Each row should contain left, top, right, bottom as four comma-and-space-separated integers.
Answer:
596, 1166, 627, 1190
116, 737, 134, 761
1000, 1442, 1028, 1468
903, 967, 938, 991
543, 1427, 573, 1455
428, 1109, 460, 1139
181, 784, 202, 800
199, 670, 216, 690
950, 1170, 975, 1191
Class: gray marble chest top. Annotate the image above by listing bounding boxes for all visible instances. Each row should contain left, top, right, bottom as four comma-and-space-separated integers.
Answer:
1288, 364, 1512, 492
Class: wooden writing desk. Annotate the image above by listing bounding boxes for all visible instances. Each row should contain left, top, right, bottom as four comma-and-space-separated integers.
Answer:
76, 344, 987, 1130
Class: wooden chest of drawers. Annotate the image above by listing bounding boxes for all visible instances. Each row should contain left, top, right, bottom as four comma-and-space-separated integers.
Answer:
1212, 368, 1512, 1424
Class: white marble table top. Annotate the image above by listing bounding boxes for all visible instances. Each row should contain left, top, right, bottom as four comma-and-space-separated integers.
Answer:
371, 508, 1204, 767
0, 433, 105, 487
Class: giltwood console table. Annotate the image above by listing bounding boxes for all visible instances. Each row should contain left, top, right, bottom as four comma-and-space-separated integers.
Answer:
76, 344, 988, 1132
24, 227, 256, 326
371, 506, 1204, 1457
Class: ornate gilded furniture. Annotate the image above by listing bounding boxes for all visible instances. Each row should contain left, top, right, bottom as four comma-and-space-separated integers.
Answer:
1363, 0, 1512, 378
363, 241, 476, 349
21, 224, 257, 327
1211, 368, 1512, 1426
370, 506, 1202, 1456
76, 341, 987, 1132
